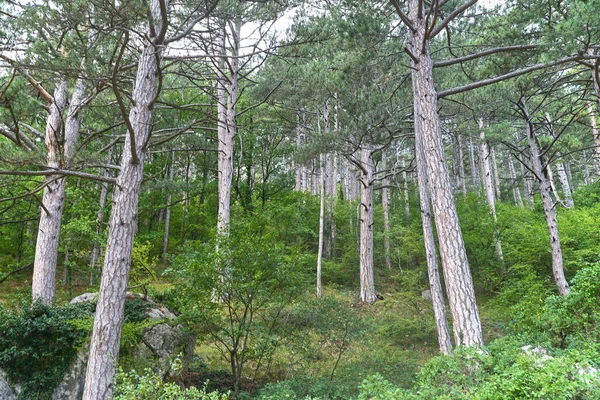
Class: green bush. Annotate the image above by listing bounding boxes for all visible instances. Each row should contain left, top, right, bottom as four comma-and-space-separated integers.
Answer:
0, 301, 94, 400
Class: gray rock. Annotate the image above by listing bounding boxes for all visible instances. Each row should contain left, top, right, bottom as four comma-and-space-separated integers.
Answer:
51, 293, 194, 400
421, 289, 432, 301
0, 370, 16, 400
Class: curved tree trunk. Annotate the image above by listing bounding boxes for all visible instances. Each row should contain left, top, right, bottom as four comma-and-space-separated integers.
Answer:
408, 0, 483, 347
82, 1, 166, 396
520, 100, 570, 296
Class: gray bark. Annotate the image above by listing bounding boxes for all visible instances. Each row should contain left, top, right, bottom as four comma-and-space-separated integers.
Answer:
317, 154, 325, 298
468, 136, 480, 188
587, 101, 600, 177
521, 101, 570, 296
402, 157, 411, 223
82, 1, 166, 396
32, 80, 67, 305
407, 0, 483, 346
382, 152, 391, 270
457, 135, 467, 198
507, 151, 524, 208
490, 146, 501, 200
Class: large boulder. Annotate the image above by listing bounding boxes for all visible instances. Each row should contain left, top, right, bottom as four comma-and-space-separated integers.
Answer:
49, 293, 194, 400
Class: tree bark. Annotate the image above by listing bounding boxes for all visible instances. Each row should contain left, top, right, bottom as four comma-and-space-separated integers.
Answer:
31, 80, 67, 305
382, 152, 391, 270
587, 101, 600, 177
402, 157, 411, 223
317, 154, 325, 298
457, 135, 467, 198
507, 151, 524, 208
359, 143, 376, 303
468, 136, 480, 188
415, 119, 453, 355
162, 151, 175, 261
479, 120, 504, 264
520, 100, 570, 296
82, 1, 166, 396
490, 146, 501, 200
407, 0, 483, 346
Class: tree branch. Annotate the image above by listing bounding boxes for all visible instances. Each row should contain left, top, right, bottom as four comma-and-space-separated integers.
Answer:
391, 0, 416, 32
433, 45, 538, 68
429, 0, 477, 39
0, 169, 117, 183
438, 56, 579, 98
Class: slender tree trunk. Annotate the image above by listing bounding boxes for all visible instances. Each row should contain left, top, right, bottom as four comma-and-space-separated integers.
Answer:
583, 150, 592, 185
162, 151, 175, 261
82, 2, 165, 396
507, 152, 524, 208
317, 154, 325, 298
359, 144, 376, 303
415, 120, 453, 355
469, 136, 480, 188
402, 157, 410, 223
555, 161, 574, 208
32, 80, 67, 305
458, 135, 467, 199
520, 101, 570, 296
587, 101, 600, 177
408, 0, 483, 346
479, 121, 504, 264
382, 152, 391, 270
490, 146, 501, 200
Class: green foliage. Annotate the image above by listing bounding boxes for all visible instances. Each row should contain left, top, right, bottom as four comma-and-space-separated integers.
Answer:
255, 376, 350, 400
130, 241, 159, 296
0, 302, 94, 399
115, 361, 230, 400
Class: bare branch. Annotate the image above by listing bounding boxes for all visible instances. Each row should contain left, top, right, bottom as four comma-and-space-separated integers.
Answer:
391, 0, 416, 32
0, 55, 54, 102
0, 169, 117, 183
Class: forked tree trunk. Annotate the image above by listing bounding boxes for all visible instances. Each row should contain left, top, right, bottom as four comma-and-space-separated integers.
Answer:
359, 144, 376, 303
31, 80, 67, 305
415, 124, 453, 355
408, 0, 483, 346
381, 152, 391, 270
82, 1, 166, 396
520, 101, 570, 296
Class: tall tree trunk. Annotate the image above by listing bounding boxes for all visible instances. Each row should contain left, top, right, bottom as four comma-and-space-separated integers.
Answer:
469, 136, 480, 188
82, 1, 165, 396
317, 154, 325, 298
479, 121, 504, 264
407, 0, 483, 346
587, 101, 600, 177
162, 151, 175, 261
555, 161, 574, 208
415, 120, 453, 355
520, 100, 570, 296
402, 157, 410, 223
490, 146, 501, 200
457, 135, 467, 199
382, 152, 391, 270
507, 151, 524, 208
359, 144, 376, 303
32, 80, 67, 305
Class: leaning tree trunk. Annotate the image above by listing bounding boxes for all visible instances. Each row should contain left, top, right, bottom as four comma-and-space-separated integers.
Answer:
82, 1, 166, 396
415, 123, 453, 355
408, 0, 483, 346
521, 101, 570, 296
31, 80, 67, 305
359, 143, 376, 303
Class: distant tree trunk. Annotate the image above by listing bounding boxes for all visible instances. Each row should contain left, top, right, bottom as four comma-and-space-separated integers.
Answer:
458, 135, 467, 199
162, 151, 175, 261
402, 157, 410, 223
587, 101, 600, 177
90, 144, 114, 286
317, 154, 325, 298
359, 143, 376, 303
520, 100, 570, 296
382, 152, 391, 270
490, 146, 501, 200
408, 0, 483, 346
507, 152, 524, 208
469, 136, 480, 188
583, 150, 592, 185
82, 1, 166, 396
415, 120, 453, 355
555, 161, 573, 208
479, 120, 504, 265
31, 80, 67, 305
